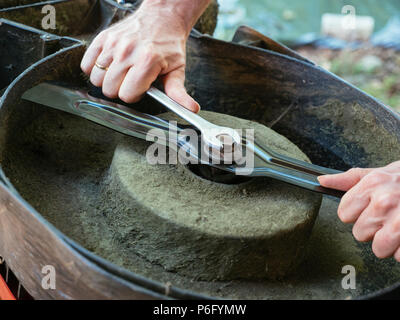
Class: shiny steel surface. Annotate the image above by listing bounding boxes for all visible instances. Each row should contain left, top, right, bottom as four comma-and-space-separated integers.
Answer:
22, 82, 344, 198
147, 86, 241, 155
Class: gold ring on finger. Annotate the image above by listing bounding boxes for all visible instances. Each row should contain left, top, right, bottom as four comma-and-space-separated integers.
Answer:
95, 62, 109, 71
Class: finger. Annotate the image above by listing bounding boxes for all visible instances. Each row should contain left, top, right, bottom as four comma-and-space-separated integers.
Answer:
81, 36, 104, 75
337, 182, 371, 223
118, 62, 161, 103
394, 247, 400, 262
90, 64, 107, 88
163, 68, 200, 113
318, 168, 373, 191
89, 52, 113, 88
372, 222, 400, 259
102, 60, 130, 99
352, 203, 384, 242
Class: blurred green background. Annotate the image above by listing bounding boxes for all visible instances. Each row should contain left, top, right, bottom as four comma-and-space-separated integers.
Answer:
214, 0, 400, 42
215, 0, 400, 111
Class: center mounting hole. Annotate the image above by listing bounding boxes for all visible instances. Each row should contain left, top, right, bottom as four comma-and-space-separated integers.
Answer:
186, 164, 252, 185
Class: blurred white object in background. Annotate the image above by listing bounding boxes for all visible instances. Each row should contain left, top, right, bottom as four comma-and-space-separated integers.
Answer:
321, 13, 375, 42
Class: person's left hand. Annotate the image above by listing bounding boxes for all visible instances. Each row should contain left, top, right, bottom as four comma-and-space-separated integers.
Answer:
318, 161, 400, 262
80, 1, 201, 112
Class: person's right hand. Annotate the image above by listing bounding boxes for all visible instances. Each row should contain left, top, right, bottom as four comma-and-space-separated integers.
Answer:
80, 0, 209, 113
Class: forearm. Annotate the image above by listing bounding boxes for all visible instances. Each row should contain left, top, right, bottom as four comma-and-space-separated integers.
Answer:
140, 0, 212, 37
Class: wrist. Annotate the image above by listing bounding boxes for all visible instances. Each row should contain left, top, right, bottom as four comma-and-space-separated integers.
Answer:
140, 0, 212, 37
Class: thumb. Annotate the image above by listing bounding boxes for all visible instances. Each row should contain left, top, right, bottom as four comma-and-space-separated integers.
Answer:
318, 168, 373, 191
163, 68, 200, 113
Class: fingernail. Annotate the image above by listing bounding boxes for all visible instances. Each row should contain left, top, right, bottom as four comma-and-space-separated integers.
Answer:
317, 175, 329, 183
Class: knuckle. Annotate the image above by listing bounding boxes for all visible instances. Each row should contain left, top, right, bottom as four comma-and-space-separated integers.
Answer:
348, 167, 363, 176
89, 74, 101, 87
337, 206, 350, 223
118, 91, 130, 103
80, 62, 90, 74
352, 226, 367, 242
337, 196, 356, 223
372, 244, 385, 259
373, 233, 391, 258
364, 171, 388, 187
391, 217, 400, 234
103, 36, 120, 51
102, 87, 117, 99
176, 58, 185, 68
118, 90, 136, 103
90, 80, 101, 87
116, 43, 134, 61
355, 234, 369, 243
393, 173, 400, 184
142, 45, 161, 64
104, 42, 117, 53
373, 193, 397, 212
395, 250, 400, 262
96, 30, 108, 42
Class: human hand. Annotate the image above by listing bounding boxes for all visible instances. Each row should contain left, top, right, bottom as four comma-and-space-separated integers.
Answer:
318, 161, 400, 262
80, 0, 211, 112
